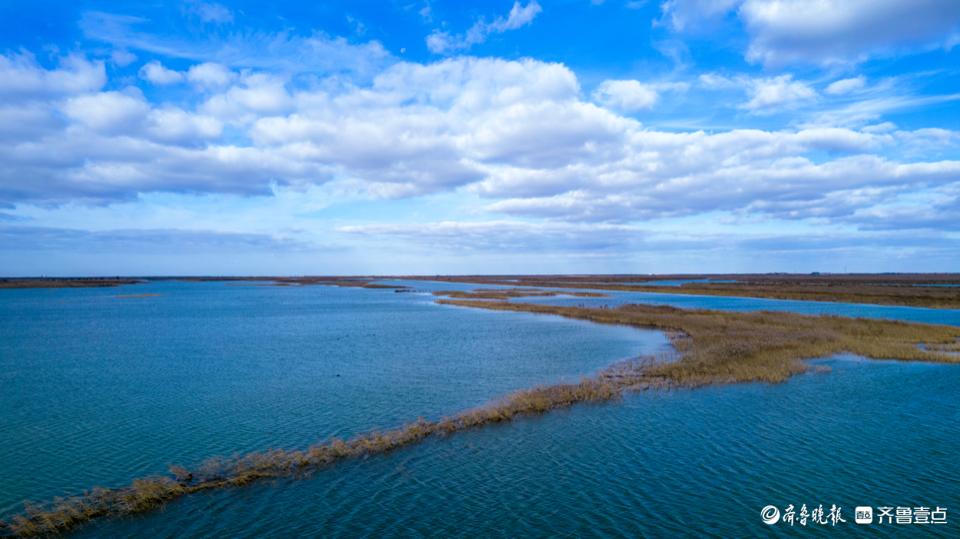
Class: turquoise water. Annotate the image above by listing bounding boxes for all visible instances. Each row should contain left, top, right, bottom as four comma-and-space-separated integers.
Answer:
0, 281, 665, 519
2, 280, 959, 537
76, 356, 959, 538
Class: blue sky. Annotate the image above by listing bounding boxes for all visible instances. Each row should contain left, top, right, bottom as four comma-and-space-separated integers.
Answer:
1, 0, 959, 275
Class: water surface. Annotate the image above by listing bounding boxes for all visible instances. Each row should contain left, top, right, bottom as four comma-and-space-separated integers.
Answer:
75, 355, 959, 538
2, 280, 958, 537
0, 281, 664, 518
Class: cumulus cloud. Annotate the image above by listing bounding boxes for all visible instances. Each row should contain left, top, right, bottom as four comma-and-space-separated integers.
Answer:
201, 72, 292, 121
427, 1, 542, 54
139, 61, 184, 84
62, 90, 151, 133
661, 1, 960, 66
741, 74, 816, 112
701, 72, 835, 116
146, 107, 223, 143
592, 80, 658, 112
186, 62, 235, 88
592, 79, 689, 112
1, 51, 958, 236
470, 128, 960, 224
740, 0, 960, 66
0, 53, 105, 98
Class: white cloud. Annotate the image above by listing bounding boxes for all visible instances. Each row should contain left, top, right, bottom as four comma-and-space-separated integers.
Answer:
661, 1, 960, 66
698, 72, 738, 89
146, 107, 223, 143
81, 11, 391, 79
825, 76, 866, 95
489, 0, 543, 31
0, 53, 105, 98
186, 62, 234, 88
742, 74, 816, 113
139, 61, 184, 85
61, 90, 150, 132
426, 1, 542, 53
740, 0, 960, 66
201, 72, 292, 120
862, 122, 897, 134
425, 32, 455, 55
592, 80, 659, 112
2, 52, 958, 235
805, 92, 960, 128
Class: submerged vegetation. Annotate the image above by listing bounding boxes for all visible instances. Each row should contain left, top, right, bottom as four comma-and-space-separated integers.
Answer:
5, 291, 960, 536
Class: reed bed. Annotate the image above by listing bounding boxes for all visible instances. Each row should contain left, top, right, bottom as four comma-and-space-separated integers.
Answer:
0, 363, 651, 537
409, 274, 960, 309
438, 300, 960, 385
432, 288, 606, 300
5, 298, 960, 536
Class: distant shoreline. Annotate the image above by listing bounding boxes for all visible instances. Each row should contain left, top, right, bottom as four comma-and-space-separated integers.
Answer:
3, 274, 959, 309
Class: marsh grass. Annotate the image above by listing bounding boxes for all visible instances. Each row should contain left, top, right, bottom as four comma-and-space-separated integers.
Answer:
432, 289, 606, 300
0, 364, 647, 537
438, 300, 960, 385
5, 299, 960, 536
413, 274, 960, 309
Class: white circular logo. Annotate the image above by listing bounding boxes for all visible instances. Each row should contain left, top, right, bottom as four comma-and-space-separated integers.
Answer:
761, 505, 781, 525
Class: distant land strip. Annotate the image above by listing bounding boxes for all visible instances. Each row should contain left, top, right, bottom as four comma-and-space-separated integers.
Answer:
4, 291, 960, 536
0, 278, 143, 289
4, 274, 960, 309
405, 274, 960, 309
